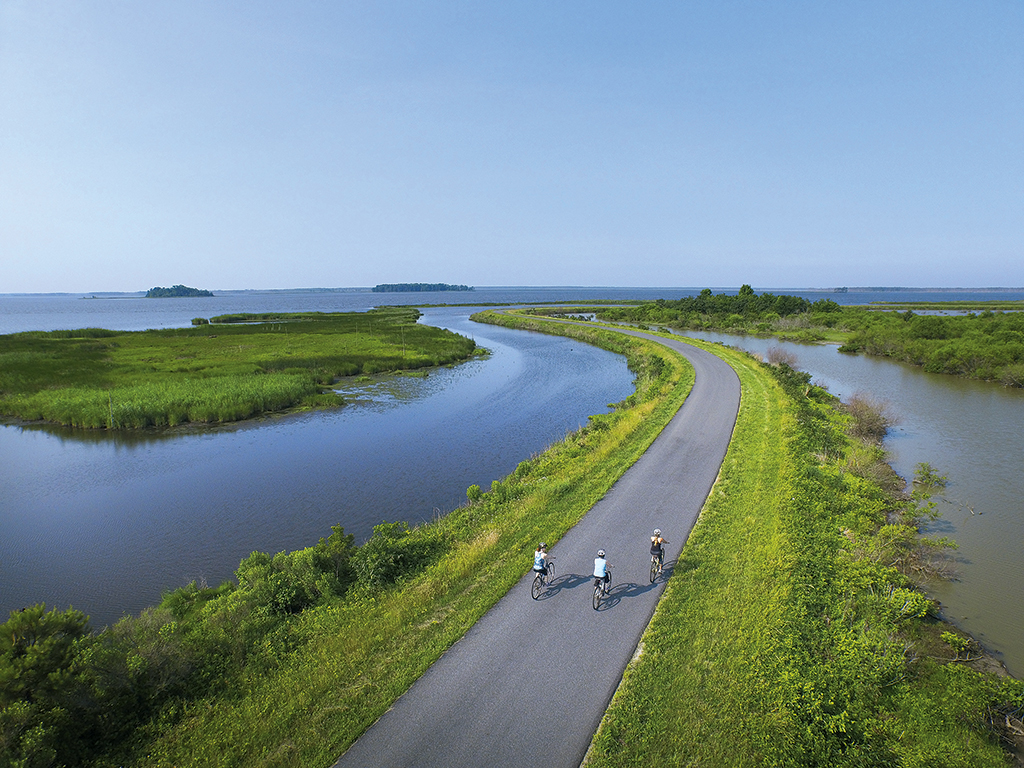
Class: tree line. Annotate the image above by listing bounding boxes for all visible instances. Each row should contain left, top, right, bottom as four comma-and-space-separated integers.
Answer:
371, 283, 473, 292
593, 286, 1024, 387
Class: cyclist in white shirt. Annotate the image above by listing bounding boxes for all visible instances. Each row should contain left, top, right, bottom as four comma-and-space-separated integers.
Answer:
593, 549, 611, 593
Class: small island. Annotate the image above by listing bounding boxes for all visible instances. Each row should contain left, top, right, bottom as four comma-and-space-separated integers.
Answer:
146, 285, 214, 298
372, 283, 473, 293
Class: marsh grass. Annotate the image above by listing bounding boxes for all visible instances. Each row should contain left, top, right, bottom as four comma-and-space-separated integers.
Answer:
12, 315, 1018, 767
0, 307, 477, 429
584, 340, 1021, 767
130, 313, 695, 767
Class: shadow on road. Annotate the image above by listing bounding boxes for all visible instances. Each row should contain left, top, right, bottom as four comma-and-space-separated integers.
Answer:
593, 579, 661, 610
536, 573, 591, 599
535, 561, 680, 606
648, 559, 677, 584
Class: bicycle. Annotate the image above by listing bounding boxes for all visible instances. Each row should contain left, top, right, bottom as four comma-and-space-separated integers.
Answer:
649, 551, 664, 583
531, 558, 555, 600
592, 565, 612, 610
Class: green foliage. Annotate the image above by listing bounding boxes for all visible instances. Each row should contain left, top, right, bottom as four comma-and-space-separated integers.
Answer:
595, 288, 1024, 386
146, 285, 213, 298
466, 484, 483, 502
0, 606, 98, 767
352, 521, 449, 589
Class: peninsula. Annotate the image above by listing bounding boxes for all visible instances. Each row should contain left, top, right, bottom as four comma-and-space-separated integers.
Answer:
0, 307, 478, 429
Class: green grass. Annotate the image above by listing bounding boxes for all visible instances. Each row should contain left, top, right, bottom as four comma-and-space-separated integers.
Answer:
122, 313, 696, 767
7, 313, 1019, 767
0, 307, 478, 428
584, 339, 1021, 767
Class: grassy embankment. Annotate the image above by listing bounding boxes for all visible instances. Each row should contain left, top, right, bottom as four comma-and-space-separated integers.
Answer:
580, 286, 1024, 387
1, 314, 694, 767
583, 329, 1023, 766
4, 310, 1020, 766
0, 307, 476, 429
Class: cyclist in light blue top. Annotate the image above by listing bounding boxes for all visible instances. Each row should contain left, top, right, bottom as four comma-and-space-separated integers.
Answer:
533, 543, 550, 578
593, 549, 611, 593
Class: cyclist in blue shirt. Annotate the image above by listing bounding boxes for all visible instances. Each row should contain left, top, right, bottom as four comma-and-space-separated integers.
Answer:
533, 543, 550, 578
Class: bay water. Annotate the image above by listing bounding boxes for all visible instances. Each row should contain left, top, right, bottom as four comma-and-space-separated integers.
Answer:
1, 287, 1021, 677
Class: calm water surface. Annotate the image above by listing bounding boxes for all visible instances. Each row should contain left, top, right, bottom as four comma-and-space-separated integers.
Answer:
2, 288, 1022, 678
1, 299, 637, 628
688, 331, 1024, 677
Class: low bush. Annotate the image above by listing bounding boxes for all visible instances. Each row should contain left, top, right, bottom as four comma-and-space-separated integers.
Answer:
843, 392, 899, 443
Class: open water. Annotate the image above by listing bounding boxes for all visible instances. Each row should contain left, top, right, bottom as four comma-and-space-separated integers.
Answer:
1, 286, 1022, 677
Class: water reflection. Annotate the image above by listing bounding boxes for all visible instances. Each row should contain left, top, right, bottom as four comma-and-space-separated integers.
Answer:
0, 311, 633, 630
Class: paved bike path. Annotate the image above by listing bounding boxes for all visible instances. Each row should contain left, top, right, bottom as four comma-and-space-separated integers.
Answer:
332, 332, 740, 768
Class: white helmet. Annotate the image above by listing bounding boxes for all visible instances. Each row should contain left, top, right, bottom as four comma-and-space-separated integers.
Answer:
654, 529, 661, 536
597, 549, 605, 557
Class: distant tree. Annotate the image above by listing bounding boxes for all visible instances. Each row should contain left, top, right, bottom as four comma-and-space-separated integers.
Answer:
372, 283, 473, 293
146, 285, 214, 298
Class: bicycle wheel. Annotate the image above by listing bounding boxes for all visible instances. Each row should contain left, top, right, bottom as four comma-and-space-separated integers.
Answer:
650, 557, 658, 583
592, 582, 602, 610
531, 573, 543, 600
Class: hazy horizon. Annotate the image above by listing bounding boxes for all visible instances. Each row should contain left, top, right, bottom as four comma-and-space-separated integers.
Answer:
2, 3, 1020, 293
5, 284, 1024, 298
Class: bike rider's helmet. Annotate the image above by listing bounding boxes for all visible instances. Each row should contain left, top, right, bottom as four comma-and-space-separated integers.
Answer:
654, 529, 661, 536
597, 549, 605, 557
539, 542, 547, 549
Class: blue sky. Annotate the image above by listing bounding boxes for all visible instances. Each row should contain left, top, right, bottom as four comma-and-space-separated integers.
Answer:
1, 1, 1021, 293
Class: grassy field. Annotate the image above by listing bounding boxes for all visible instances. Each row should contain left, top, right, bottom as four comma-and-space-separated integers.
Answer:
116, 314, 693, 767
0, 307, 478, 428
584, 332, 1022, 767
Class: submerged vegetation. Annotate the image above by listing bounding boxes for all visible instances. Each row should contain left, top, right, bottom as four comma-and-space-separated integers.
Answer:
578, 285, 1024, 387
0, 307, 477, 429
2, 312, 1020, 766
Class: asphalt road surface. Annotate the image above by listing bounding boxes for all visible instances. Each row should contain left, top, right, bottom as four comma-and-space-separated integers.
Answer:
333, 331, 741, 768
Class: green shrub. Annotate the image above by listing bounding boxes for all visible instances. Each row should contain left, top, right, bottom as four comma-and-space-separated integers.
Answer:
0, 605, 99, 767
352, 521, 449, 589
